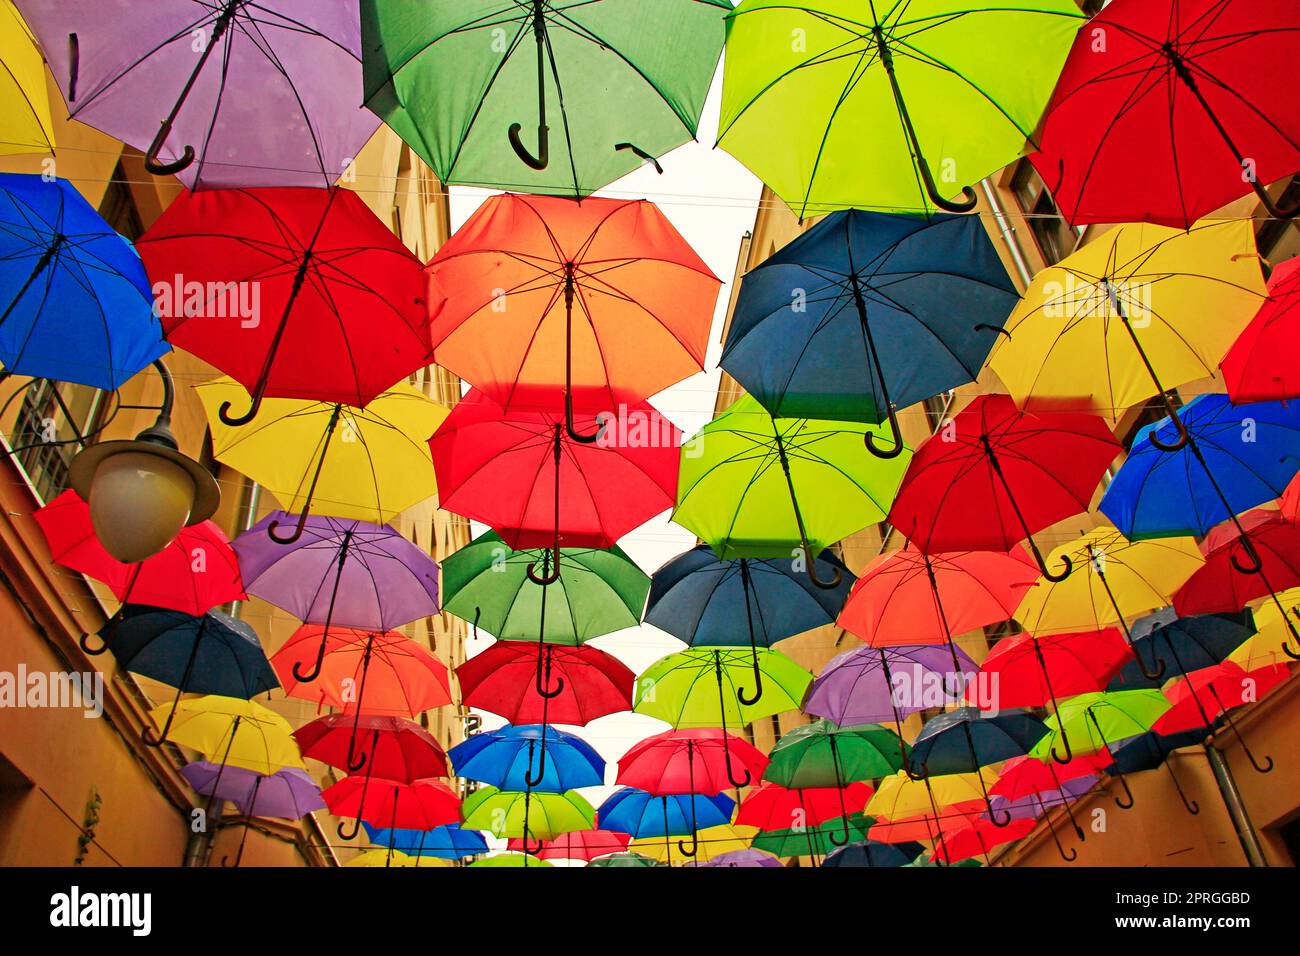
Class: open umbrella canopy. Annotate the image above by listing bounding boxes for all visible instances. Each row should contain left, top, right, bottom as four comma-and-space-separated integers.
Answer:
906, 708, 1048, 777
1030, 690, 1173, 761
361, 823, 488, 860
294, 715, 449, 783
324, 777, 461, 831
457, 640, 634, 726
750, 814, 873, 858
449, 724, 604, 794
1173, 510, 1300, 617
441, 530, 648, 646
1028, 0, 1300, 227
736, 780, 873, 831
0, 173, 166, 388
1155, 661, 1289, 737
348, 849, 450, 868
765, 719, 906, 789
597, 788, 734, 839
462, 786, 595, 840
588, 852, 660, 868
975, 629, 1133, 710
822, 839, 924, 868
721, 209, 1016, 442
1222, 258, 1300, 404
634, 647, 812, 729
470, 853, 554, 869
506, 829, 631, 863
0, 2, 53, 156
1229, 587, 1300, 669
361, 1, 730, 197
616, 727, 770, 797
17, 0, 382, 188
693, 849, 783, 868
150, 696, 305, 775
673, 393, 911, 563
989, 219, 1265, 420
717, 0, 1084, 218
867, 768, 997, 822
804, 643, 977, 727
991, 753, 1109, 803
932, 816, 1037, 864
635, 823, 759, 865
1108, 608, 1255, 692
181, 763, 324, 820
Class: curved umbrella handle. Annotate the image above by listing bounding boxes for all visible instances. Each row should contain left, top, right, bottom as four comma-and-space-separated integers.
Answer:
675, 829, 699, 858
1216, 697, 1274, 774
917, 155, 978, 213
1132, 641, 1168, 682
141, 701, 178, 748
217, 392, 264, 428
290, 631, 329, 684
346, 728, 376, 775
521, 831, 546, 856
904, 758, 928, 783
508, 122, 549, 171
526, 546, 561, 586
1050, 726, 1075, 765
267, 510, 310, 546
79, 630, 109, 656
1028, 537, 1072, 583
1147, 399, 1191, 452
864, 403, 905, 459
1114, 772, 1135, 810
736, 635, 765, 707
1283, 607, 1300, 661
804, 548, 843, 591
724, 743, 752, 790
534, 643, 565, 700
1229, 533, 1263, 576
524, 739, 548, 789
219, 821, 251, 867
510, 0, 550, 171
565, 393, 601, 444
144, 119, 195, 176
1166, 761, 1199, 816
1250, 176, 1300, 220
336, 816, 363, 841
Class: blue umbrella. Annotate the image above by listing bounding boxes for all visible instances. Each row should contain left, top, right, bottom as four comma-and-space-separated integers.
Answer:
1100, 394, 1300, 554
100, 604, 278, 746
720, 209, 1016, 458
821, 839, 925, 868
1108, 608, 1255, 691
448, 724, 604, 793
361, 822, 488, 860
597, 787, 734, 844
644, 544, 851, 704
1103, 729, 1213, 817
0, 173, 167, 388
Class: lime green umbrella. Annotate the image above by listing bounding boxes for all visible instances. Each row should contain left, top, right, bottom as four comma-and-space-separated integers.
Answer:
361, 0, 730, 197
461, 785, 596, 853
752, 813, 874, 859
718, 0, 1085, 218
469, 853, 555, 869
442, 531, 649, 646
588, 851, 661, 868
673, 395, 910, 587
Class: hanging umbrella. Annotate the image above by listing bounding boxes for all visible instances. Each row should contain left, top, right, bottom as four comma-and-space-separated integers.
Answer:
18, 1, 381, 186
0, 173, 166, 388
1103, 728, 1212, 817
361, 0, 730, 196
750, 814, 873, 860
1222, 258, 1300, 404
1229, 587, 1300, 669
462, 785, 595, 854
694, 849, 784, 868
294, 715, 449, 783
199, 378, 446, 542
456, 640, 634, 726
1173, 510, 1300, 632
1028, 0, 1300, 227
721, 209, 1017, 456
1153, 662, 1286, 774
325, 777, 461, 840
449, 724, 604, 793
360, 823, 488, 861
634, 823, 760, 865
140, 188, 434, 425
181, 762, 324, 866
0, 2, 53, 156
822, 839, 924, 868
506, 830, 631, 863
271, 627, 451, 719
673, 393, 911, 583
990, 219, 1265, 433
991, 753, 1105, 846
888, 394, 1120, 581
233, 513, 440, 682
1109, 608, 1255, 692
588, 852, 660, 868
598, 787, 734, 862
426, 193, 720, 428
348, 849, 449, 868
867, 768, 996, 823
441, 530, 648, 645
736, 781, 873, 832
430, 389, 679, 568
717, 0, 1084, 218
34, 489, 245, 653
468, 853, 553, 869
804, 643, 977, 732
100, 606, 278, 747
931, 816, 1037, 865
645, 544, 851, 704
616, 727, 770, 797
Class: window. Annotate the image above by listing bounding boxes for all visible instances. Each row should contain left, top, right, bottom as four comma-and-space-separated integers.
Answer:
11, 379, 105, 501
1116, 394, 1181, 451
768, 714, 782, 744
1256, 177, 1300, 271
922, 390, 954, 433
983, 619, 1023, 650
1275, 814, 1300, 865
97, 162, 144, 241
1010, 159, 1077, 265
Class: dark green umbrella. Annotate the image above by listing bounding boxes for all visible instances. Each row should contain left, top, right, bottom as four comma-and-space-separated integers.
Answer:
587, 851, 661, 868
751, 813, 874, 859
361, 0, 730, 196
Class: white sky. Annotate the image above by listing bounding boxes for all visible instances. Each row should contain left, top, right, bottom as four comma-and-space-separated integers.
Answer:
448, 67, 763, 848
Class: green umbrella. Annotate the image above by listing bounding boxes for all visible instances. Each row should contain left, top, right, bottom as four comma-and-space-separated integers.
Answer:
635, 648, 812, 787
587, 851, 662, 868
442, 531, 649, 646
461, 785, 596, 853
469, 853, 555, 868
717, 0, 1085, 218
752, 813, 874, 859
361, 0, 730, 197
673, 395, 910, 587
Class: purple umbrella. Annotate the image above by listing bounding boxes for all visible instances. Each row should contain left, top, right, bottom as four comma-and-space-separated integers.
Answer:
17, 1, 381, 188
232, 512, 438, 682
182, 761, 324, 866
690, 849, 783, 868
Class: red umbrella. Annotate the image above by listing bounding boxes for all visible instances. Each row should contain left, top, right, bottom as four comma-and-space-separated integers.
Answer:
887, 395, 1120, 581
931, 816, 1037, 864
323, 777, 460, 840
991, 753, 1108, 845
1154, 661, 1286, 776
1028, 0, 1300, 228
867, 805, 983, 845
506, 830, 631, 862
429, 389, 678, 573
1222, 258, 1300, 404
425, 193, 720, 439
736, 781, 873, 831
456, 640, 635, 726
137, 187, 435, 424
294, 715, 449, 782
33, 489, 245, 653
973, 629, 1133, 715
616, 728, 770, 797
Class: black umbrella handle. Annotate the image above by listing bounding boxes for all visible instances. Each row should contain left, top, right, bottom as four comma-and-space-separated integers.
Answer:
1166, 759, 1200, 816
508, 2, 550, 170
534, 639, 565, 699
736, 564, 764, 706
772, 425, 843, 591
1087, 709, 1134, 810
981, 435, 1072, 582
676, 747, 699, 857
1107, 286, 1190, 452
267, 403, 342, 545
524, 737, 548, 789
848, 274, 906, 459
292, 529, 352, 683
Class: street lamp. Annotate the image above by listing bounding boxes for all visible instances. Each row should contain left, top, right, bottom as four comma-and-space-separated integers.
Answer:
69, 360, 219, 563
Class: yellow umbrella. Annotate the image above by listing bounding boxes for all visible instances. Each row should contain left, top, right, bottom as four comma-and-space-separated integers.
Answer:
197, 377, 447, 542
1013, 528, 1203, 644
345, 849, 450, 868
149, 695, 304, 775
1230, 586, 1300, 670
866, 769, 998, 822
990, 219, 1265, 443
631, 823, 759, 865
0, 1, 54, 156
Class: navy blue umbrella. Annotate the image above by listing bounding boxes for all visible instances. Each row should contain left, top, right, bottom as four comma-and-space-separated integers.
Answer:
821, 839, 925, 868
0, 173, 167, 389
644, 544, 851, 704
720, 209, 1016, 458
1102, 729, 1214, 816
100, 605, 278, 745
448, 724, 604, 794
361, 822, 488, 860
907, 707, 1048, 826
1108, 608, 1255, 691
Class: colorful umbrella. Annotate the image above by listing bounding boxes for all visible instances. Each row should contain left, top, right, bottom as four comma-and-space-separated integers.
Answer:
1109, 608, 1255, 692
462, 785, 595, 852
233, 513, 440, 682
181, 762, 324, 867
1028, 0, 1300, 227
635, 823, 760, 865
991, 753, 1103, 845
736, 781, 873, 831
361, 823, 488, 861
294, 715, 449, 782
348, 849, 450, 868
456, 640, 634, 726
150, 695, 304, 780
721, 209, 1017, 455
888, 394, 1120, 581
441, 530, 648, 646
506, 830, 631, 863
0, 173, 166, 388
19, 1, 381, 187
931, 816, 1037, 865
1102, 727, 1216, 817
804, 643, 977, 731
990, 219, 1265, 431
717, 0, 1083, 217
140, 188, 434, 424
645, 544, 851, 704
1221, 257, 1300, 404
673, 394, 911, 582
449, 724, 604, 794
0, 1, 53, 156
427, 193, 719, 423
597, 787, 734, 861
469, 853, 553, 869
693, 849, 784, 868
100, 606, 278, 746
822, 839, 924, 868
867, 768, 996, 823
587, 852, 660, 868
1153, 662, 1286, 775
750, 814, 873, 860
1229, 587, 1300, 669
325, 777, 461, 840
975, 629, 1133, 722
616, 727, 770, 796
361, 1, 729, 196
